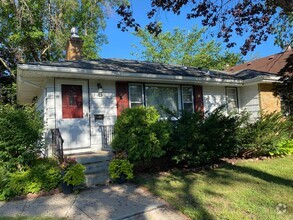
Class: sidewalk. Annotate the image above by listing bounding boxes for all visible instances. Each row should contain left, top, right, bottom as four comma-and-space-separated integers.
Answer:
0, 184, 188, 220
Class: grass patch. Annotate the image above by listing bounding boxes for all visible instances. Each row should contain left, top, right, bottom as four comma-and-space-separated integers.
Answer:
0, 217, 66, 220
136, 156, 293, 220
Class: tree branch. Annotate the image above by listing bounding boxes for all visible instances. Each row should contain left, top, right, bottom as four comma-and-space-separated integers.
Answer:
0, 57, 13, 76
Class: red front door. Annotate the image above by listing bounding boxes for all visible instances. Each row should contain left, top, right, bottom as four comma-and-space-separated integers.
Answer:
62, 85, 83, 118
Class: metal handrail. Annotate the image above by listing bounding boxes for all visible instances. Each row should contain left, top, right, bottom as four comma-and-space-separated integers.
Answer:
51, 128, 64, 163
99, 125, 114, 150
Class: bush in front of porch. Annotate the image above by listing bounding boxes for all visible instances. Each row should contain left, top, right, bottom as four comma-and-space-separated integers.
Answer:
111, 106, 170, 164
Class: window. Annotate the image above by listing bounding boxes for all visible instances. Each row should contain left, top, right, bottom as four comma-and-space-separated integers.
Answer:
226, 87, 238, 112
129, 84, 144, 107
145, 85, 179, 116
182, 86, 194, 112
128, 84, 197, 116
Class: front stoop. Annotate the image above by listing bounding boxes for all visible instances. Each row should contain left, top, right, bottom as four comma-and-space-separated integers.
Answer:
69, 151, 114, 187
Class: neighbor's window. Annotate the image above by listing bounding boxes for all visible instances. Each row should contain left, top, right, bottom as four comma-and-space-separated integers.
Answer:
226, 87, 238, 112
182, 86, 194, 112
129, 84, 144, 107
145, 85, 179, 116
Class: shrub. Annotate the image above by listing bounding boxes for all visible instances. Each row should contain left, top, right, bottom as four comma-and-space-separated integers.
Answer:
109, 158, 134, 181
62, 163, 85, 187
0, 104, 43, 171
269, 139, 293, 156
237, 112, 292, 157
112, 106, 170, 163
168, 108, 248, 166
0, 158, 61, 200
0, 164, 13, 200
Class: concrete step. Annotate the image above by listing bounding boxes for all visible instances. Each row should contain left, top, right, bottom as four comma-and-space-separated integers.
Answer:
74, 151, 113, 164
83, 160, 110, 174
85, 173, 110, 186
68, 151, 113, 186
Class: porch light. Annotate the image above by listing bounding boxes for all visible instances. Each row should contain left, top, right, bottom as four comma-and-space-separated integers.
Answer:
97, 83, 103, 97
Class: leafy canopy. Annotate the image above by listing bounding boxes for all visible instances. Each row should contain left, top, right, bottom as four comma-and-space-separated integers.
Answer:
117, 0, 293, 55
0, 0, 123, 104
132, 25, 242, 70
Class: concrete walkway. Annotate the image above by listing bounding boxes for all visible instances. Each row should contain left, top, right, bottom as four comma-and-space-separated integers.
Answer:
0, 184, 188, 220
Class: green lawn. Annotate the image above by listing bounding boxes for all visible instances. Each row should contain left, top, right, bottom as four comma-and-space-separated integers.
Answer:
136, 156, 293, 220
0, 217, 65, 220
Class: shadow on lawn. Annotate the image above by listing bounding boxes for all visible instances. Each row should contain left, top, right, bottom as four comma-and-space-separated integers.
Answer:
143, 172, 216, 220
222, 163, 293, 188
139, 160, 293, 219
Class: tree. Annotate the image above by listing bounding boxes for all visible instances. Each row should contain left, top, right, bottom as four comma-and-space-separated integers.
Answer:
0, 0, 121, 104
117, 0, 293, 55
117, 0, 292, 115
132, 25, 242, 70
275, 53, 293, 115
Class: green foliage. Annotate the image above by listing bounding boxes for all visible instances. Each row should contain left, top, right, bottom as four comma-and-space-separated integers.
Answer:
269, 139, 293, 156
0, 0, 120, 63
132, 24, 243, 70
0, 164, 13, 200
0, 159, 61, 200
108, 158, 134, 180
112, 106, 170, 163
237, 112, 292, 157
0, 105, 43, 171
0, 0, 121, 104
62, 163, 85, 187
168, 108, 248, 166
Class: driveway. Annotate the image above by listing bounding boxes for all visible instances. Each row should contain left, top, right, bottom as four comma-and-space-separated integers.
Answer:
0, 184, 188, 220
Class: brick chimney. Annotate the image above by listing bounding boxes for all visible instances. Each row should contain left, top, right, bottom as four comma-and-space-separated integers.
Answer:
65, 27, 83, 60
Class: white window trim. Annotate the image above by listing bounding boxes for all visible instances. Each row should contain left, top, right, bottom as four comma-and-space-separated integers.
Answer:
129, 83, 144, 108
226, 87, 239, 112
182, 85, 194, 112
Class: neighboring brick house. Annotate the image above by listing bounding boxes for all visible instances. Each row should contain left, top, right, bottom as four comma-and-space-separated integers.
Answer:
227, 47, 293, 114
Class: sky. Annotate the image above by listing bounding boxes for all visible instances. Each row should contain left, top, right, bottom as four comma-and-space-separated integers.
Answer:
100, 1, 283, 62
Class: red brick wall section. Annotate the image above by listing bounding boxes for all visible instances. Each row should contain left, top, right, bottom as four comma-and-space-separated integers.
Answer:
116, 82, 129, 117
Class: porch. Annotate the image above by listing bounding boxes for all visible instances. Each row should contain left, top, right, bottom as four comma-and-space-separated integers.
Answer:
50, 126, 114, 186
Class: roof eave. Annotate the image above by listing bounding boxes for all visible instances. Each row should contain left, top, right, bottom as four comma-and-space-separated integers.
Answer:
18, 64, 244, 85
243, 75, 280, 85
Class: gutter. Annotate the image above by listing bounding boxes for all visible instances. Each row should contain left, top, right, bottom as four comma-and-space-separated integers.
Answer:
243, 75, 280, 85
18, 64, 244, 86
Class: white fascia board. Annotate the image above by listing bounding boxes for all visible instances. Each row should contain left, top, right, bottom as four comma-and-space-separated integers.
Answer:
18, 64, 244, 86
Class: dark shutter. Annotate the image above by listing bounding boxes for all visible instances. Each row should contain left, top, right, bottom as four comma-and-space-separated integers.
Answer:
116, 82, 129, 117
194, 85, 204, 114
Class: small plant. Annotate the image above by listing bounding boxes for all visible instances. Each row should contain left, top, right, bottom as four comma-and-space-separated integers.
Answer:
269, 139, 293, 156
109, 158, 134, 182
62, 163, 86, 186
61, 157, 85, 187
60, 157, 78, 170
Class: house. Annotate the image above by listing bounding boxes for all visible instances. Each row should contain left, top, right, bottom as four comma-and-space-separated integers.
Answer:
227, 46, 292, 114
17, 32, 280, 156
